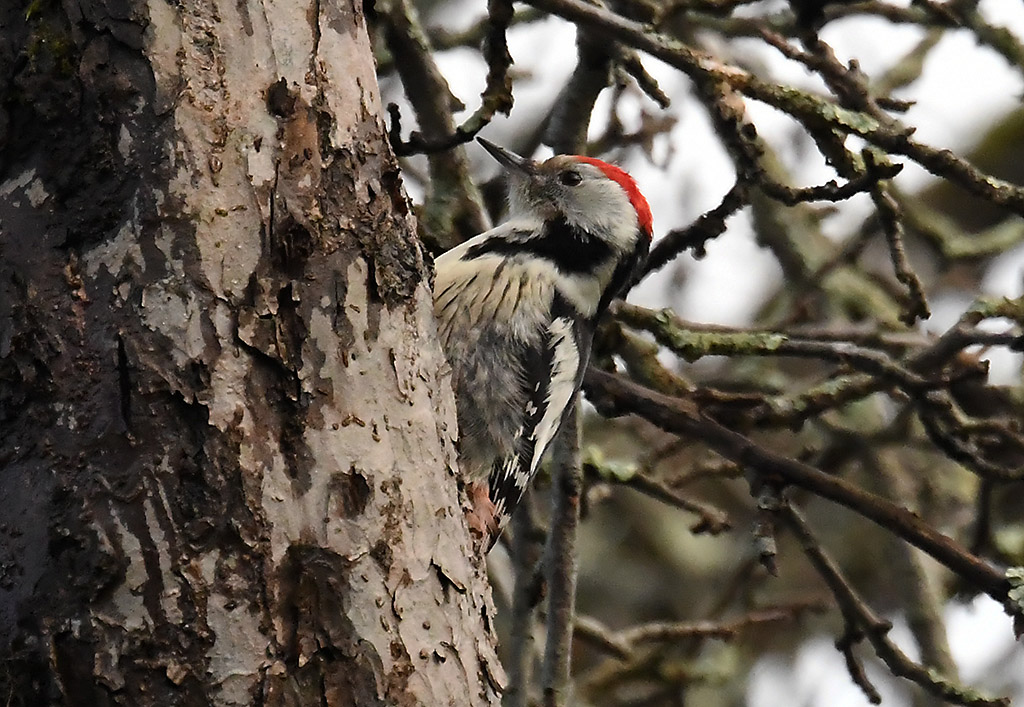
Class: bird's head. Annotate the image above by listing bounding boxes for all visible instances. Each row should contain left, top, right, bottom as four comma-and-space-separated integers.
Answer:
478, 138, 653, 252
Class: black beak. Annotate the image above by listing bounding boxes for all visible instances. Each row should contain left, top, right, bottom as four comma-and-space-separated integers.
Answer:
477, 137, 535, 176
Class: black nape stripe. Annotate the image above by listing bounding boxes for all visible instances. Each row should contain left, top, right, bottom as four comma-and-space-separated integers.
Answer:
463, 217, 614, 274
598, 231, 649, 313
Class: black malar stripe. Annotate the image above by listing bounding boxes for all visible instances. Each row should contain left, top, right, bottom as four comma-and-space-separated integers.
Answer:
462, 217, 614, 274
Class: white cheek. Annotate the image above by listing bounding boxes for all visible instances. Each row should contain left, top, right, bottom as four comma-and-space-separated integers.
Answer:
561, 185, 638, 250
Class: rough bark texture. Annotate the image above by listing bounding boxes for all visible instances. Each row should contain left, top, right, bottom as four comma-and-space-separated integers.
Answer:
0, 0, 502, 705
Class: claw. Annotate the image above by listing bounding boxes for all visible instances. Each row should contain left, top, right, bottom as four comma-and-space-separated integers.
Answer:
465, 482, 500, 545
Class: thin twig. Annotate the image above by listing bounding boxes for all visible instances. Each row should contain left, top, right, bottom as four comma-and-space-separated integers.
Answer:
869, 175, 930, 324
388, 0, 514, 156
618, 469, 732, 535
644, 182, 748, 271
868, 451, 960, 685
574, 600, 827, 660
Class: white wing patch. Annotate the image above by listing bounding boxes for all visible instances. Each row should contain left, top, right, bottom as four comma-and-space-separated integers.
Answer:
492, 453, 523, 519
529, 317, 579, 475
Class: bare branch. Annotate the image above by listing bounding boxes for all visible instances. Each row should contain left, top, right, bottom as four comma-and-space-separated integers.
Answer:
781, 504, 1011, 707
523, 0, 1024, 216
387, 0, 514, 156
583, 367, 1016, 607
541, 407, 583, 707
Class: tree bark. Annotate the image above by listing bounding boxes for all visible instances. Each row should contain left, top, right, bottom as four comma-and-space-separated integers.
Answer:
0, 1, 501, 705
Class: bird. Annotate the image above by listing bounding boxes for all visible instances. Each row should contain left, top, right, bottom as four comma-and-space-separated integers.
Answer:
433, 137, 652, 549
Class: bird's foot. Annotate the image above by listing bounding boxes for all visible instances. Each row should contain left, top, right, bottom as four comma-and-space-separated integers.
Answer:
464, 482, 500, 543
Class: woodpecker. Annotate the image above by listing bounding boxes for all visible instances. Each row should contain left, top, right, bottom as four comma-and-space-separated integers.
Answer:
434, 138, 652, 549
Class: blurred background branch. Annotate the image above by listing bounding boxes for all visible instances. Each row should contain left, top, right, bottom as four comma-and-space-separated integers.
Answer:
372, 0, 1024, 703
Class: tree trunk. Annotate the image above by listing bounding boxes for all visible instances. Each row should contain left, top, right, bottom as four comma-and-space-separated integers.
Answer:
0, 1, 501, 705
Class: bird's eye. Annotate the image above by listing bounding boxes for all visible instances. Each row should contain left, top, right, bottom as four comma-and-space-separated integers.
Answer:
559, 171, 582, 186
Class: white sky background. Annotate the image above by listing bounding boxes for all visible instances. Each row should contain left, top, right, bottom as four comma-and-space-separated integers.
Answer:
385, 0, 1024, 703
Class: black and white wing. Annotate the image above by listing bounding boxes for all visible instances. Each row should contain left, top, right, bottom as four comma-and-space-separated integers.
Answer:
487, 303, 590, 537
